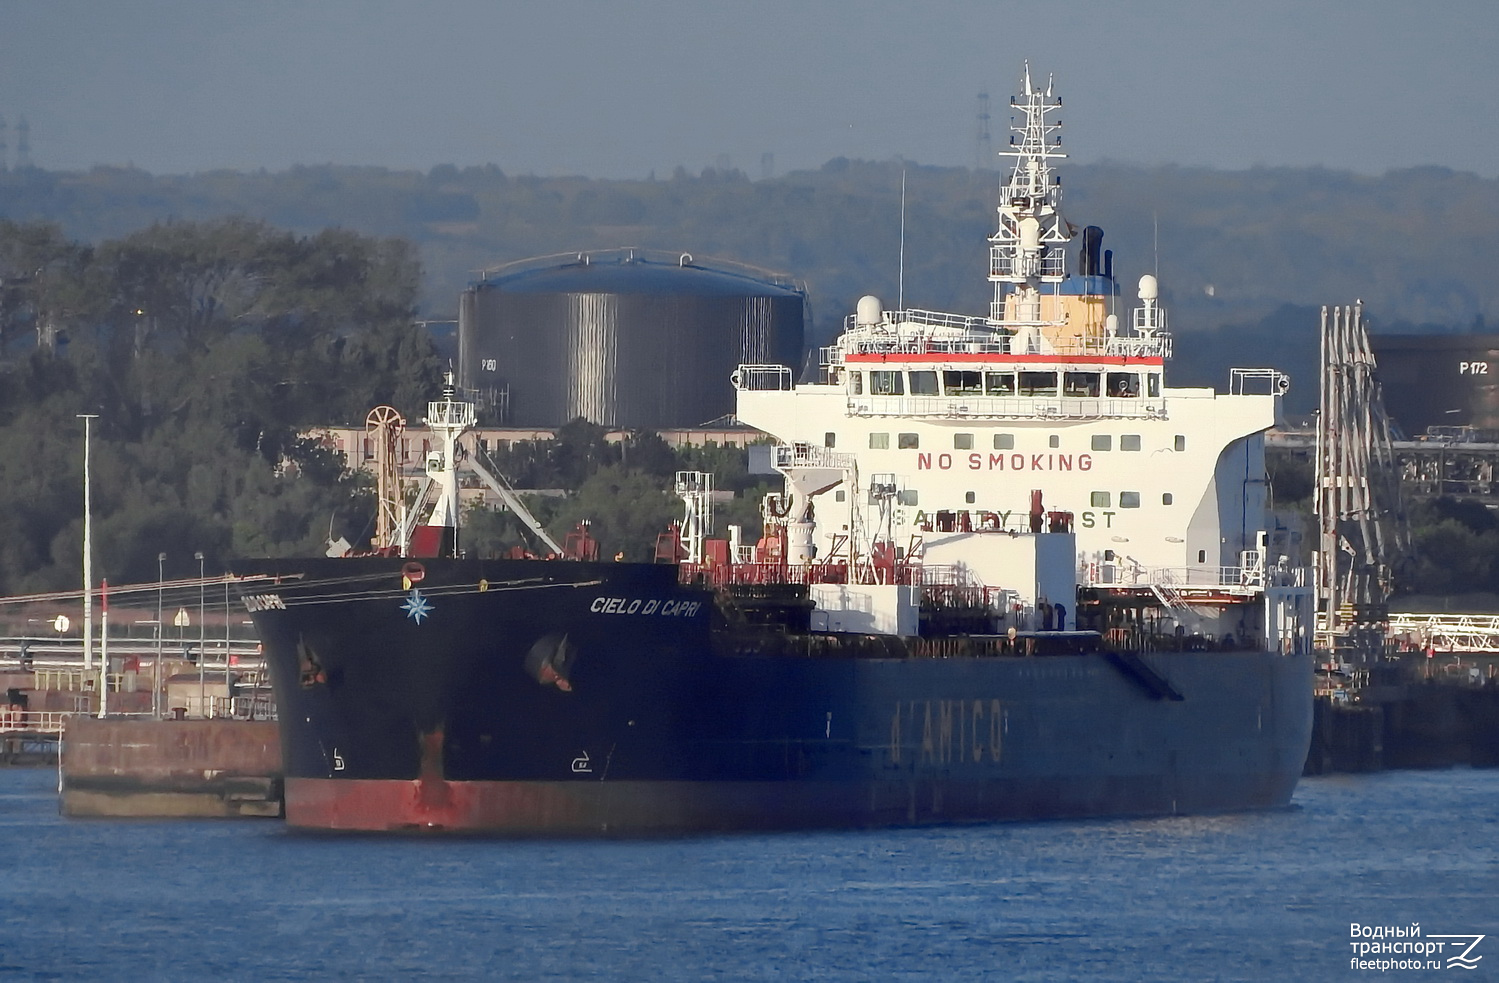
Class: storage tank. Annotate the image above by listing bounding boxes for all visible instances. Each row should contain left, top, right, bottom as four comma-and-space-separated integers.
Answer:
1368, 334, 1499, 437
459, 251, 805, 428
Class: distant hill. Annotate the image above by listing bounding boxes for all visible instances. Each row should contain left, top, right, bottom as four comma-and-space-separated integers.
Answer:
3, 159, 1495, 414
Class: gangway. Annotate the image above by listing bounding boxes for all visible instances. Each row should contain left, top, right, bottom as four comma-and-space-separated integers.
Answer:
1388, 613, 1499, 653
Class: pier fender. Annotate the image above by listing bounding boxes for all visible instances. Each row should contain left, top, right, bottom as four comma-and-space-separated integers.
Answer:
524, 633, 576, 692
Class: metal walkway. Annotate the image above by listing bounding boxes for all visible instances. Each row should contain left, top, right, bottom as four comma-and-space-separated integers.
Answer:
1388, 613, 1499, 652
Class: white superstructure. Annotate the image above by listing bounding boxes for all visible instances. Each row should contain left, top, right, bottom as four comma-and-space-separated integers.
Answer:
733, 65, 1310, 653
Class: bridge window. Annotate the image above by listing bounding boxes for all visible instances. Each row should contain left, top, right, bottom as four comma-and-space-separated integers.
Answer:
909, 370, 939, 396
1091, 435, 1112, 451
1121, 434, 1142, 451
869, 433, 889, 449
1120, 491, 1141, 508
1018, 371, 1057, 396
985, 371, 1016, 396
954, 433, 973, 449
1148, 374, 1162, 397
849, 372, 863, 395
1107, 372, 1139, 397
871, 371, 904, 395
1064, 372, 1100, 397
993, 433, 1015, 450
1091, 491, 1111, 507
898, 433, 920, 449
944, 370, 983, 395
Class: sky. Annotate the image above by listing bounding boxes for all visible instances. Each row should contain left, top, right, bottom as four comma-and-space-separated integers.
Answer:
1, 0, 1496, 180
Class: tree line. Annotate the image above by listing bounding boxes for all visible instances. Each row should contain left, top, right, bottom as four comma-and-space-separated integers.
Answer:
3, 158, 1496, 417
0, 218, 768, 593
0, 217, 440, 594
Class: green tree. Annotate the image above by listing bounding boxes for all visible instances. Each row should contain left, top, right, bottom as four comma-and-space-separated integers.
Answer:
547, 466, 676, 561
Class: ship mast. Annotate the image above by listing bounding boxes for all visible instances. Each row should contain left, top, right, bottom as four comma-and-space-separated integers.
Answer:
421, 371, 474, 557
989, 62, 1070, 349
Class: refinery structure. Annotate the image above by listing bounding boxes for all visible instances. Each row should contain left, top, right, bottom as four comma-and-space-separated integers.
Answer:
457, 250, 805, 430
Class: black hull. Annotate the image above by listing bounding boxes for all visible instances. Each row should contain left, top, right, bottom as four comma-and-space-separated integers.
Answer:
233, 557, 1313, 833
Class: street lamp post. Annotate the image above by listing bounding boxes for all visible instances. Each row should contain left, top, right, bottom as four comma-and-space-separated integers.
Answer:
97, 579, 109, 719
156, 552, 166, 719
195, 551, 205, 718
78, 414, 98, 685
224, 576, 232, 715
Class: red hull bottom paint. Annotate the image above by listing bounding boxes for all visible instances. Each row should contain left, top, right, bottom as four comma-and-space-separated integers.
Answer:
285, 773, 1301, 835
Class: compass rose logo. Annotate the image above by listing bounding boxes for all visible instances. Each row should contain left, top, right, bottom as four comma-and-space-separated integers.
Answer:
401, 588, 434, 624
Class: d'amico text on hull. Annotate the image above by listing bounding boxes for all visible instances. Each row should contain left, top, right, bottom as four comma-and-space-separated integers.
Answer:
234, 64, 1315, 834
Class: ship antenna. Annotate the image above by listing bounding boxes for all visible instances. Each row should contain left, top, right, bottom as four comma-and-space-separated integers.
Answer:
988, 63, 1069, 337
898, 167, 907, 311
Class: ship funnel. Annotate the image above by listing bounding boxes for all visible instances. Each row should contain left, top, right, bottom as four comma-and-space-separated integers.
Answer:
856, 295, 883, 326
1079, 226, 1104, 277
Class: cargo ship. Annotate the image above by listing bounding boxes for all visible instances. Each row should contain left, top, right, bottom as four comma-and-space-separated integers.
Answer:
234, 65, 1315, 833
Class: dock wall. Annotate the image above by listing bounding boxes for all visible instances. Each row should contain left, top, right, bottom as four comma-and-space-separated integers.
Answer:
60, 717, 282, 818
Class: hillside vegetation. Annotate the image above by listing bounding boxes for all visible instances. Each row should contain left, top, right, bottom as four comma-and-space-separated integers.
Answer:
3, 159, 1496, 414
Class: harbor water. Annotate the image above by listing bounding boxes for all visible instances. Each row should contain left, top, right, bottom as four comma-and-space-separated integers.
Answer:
0, 767, 1493, 981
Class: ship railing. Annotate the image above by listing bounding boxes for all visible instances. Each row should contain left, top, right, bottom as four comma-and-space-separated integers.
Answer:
227, 694, 277, 721
426, 399, 477, 430
31, 668, 92, 692
1388, 613, 1499, 653
682, 562, 847, 587
681, 561, 973, 590
837, 320, 1172, 360
773, 443, 856, 471
1264, 564, 1308, 588
1131, 306, 1169, 334
1229, 367, 1290, 396
0, 709, 71, 735
1083, 564, 1266, 591
989, 252, 1067, 278
732, 364, 794, 391
1102, 334, 1173, 359
845, 395, 1168, 420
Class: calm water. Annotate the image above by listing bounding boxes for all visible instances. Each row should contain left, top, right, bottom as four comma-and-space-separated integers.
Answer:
0, 768, 1494, 981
